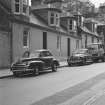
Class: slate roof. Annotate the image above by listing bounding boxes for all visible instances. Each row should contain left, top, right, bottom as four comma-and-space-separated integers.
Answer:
31, 4, 62, 12
84, 18, 98, 23
44, 0, 63, 4
60, 12, 75, 18
0, 0, 11, 12
80, 26, 100, 37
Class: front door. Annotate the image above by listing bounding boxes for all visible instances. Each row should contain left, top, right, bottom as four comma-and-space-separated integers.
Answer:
43, 32, 47, 49
67, 38, 71, 57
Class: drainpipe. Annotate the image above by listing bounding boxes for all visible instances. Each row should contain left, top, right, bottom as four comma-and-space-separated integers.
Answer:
9, 20, 13, 65
103, 26, 105, 52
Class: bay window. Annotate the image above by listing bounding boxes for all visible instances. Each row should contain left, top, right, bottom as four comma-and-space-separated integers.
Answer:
14, 0, 29, 15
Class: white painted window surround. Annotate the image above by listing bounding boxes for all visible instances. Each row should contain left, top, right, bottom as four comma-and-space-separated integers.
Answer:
68, 19, 76, 31
13, 0, 29, 15
48, 11, 60, 27
23, 28, 29, 48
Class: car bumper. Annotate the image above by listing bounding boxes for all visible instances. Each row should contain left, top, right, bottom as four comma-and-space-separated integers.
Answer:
68, 60, 83, 64
11, 65, 33, 72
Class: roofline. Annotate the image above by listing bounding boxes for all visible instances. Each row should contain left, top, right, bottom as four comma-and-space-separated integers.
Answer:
10, 17, 81, 39
31, 7, 62, 13
60, 16, 76, 20
80, 27, 101, 38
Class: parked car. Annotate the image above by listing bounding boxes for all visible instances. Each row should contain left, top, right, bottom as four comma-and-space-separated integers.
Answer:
87, 43, 105, 62
10, 49, 59, 76
67, 49, 93, 66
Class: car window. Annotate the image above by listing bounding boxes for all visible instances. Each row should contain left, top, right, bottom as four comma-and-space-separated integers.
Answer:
30, 52, 40, 58
73, 49, 87, 54
40, 51, 52, 57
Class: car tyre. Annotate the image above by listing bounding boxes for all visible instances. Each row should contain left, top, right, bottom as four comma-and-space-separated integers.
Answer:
13, 72, 19, 77
52, 63, 57, 72
34, 67, 39, 76
82, 59, 86, 65
68, 63, 72, 66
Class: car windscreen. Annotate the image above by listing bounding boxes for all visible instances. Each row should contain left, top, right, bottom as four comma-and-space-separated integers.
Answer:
73, 49, 87, 54
30, 52, 40, 58
40, 51, 52, 57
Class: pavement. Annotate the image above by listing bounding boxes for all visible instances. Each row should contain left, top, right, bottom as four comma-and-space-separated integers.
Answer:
0, 61, 68, 79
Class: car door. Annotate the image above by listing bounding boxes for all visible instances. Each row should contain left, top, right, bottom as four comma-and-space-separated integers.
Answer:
40, 51, 53, 68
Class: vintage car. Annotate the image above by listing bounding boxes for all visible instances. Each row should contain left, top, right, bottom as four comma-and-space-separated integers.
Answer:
10, 49, 59, 76
87, 43, 105, 62
67, 49, 93, 66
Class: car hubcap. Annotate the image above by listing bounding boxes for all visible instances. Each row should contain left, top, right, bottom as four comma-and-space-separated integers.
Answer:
35, 67, 39, 75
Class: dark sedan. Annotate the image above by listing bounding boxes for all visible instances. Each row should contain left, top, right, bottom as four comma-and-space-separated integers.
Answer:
11, 49, 59, 76
67, 49, 93, 66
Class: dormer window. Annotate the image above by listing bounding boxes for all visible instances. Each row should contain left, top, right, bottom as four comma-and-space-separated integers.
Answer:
48, 12, 59, 27
56, 14, 59, 26
50, 12, 55, 24
68, 19, 76, 31
14, 0, 29, 15
69, 19, 73, 30
15, 0, 20, 13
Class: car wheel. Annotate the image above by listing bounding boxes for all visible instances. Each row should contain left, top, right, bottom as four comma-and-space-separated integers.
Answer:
52, 63, 57, 72
13, 72, 19, 77
68, 63, 72, 66
82, 59, 86, 65
34, 67, 39, 76
102, 58, 105, 62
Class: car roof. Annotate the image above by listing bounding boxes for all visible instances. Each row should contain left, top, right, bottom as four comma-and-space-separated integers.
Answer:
75, 48, 88, 51
35, 49, 50, 52
87, 43, 102, 45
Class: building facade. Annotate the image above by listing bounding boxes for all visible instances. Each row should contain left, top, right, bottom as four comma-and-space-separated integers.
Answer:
0, 0, 102, 68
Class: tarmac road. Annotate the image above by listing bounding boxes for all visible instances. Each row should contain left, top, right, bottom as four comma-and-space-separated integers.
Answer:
1, 62, 105, 105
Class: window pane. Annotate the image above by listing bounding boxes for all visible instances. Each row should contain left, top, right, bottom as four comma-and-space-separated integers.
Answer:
49, 12, 55, 25
51, 13, 54, 17
50, 17, 54, 24
15, 4, 19, 12
23, 5, 27, 13
15, 0, 19, 2
23, 0, 28, 5
69, 20, 73, 30
56, 14, 59, 25
23, 30, 28, 47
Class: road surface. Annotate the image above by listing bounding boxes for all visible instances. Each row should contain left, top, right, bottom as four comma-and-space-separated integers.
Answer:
1, 62, 105, 105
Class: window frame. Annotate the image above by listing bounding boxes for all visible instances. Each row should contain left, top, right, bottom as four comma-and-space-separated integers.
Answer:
23, 28, 29, 48
14, 0, 29, 15
14, 0, 20, 14
22, 0, 29, 14
68, 19, 73, 30
48, 11, 60, 27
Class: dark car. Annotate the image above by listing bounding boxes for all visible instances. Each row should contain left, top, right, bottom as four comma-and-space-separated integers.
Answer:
11, 49, 59, 76
67, 49, 93, 66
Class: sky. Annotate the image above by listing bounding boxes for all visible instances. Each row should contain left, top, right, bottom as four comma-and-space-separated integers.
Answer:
89, 0, 105, 7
